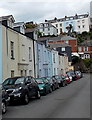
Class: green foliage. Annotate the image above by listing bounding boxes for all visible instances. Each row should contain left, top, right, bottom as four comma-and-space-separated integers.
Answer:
71, 56, 80, 65
82, 31, 88, 36
77, 35, 84, 45
25, 23, 37, 29
76, 31, 92, 45
88, 32, 92, 39
83, 58, 92, 68
37, 31, 42, 37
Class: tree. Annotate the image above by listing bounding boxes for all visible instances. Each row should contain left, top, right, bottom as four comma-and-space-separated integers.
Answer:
37, 31, 43, 37
71, 56, 80, 65
83, 58, 92, 68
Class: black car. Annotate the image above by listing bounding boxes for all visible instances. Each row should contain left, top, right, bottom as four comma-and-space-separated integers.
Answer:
46, 77, 56, 91
51, 76, 60, 90
2, 76, 41, 105
52, 75, 67, 87
2, 88, 10, 114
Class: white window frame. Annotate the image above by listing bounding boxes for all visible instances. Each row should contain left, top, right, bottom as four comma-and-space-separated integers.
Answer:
62, 47, 65, 51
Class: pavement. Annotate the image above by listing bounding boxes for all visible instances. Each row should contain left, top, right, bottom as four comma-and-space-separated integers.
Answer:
2, 73, 90, 119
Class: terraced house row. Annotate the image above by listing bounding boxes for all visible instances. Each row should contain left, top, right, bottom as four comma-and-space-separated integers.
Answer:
0, 15, 73, 81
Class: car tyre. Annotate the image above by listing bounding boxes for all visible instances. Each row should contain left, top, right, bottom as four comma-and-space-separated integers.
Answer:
44, 89, 47, 95
35, 91, 41, 99
52, 86, 55, 91
2, 102, 6, 114
62, 81, 65, 87
23, 94, 29, 104
49, 87, 52, 93
57, 84, 60, 89
65, 81, 68, 86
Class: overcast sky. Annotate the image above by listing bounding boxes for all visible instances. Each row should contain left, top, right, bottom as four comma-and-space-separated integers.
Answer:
0, 0, 92, 23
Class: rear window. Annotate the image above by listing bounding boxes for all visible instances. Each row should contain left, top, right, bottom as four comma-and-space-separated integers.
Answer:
36, 79, 44, 84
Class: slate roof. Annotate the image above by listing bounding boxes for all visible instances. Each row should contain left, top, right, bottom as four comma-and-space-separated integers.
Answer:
38, 35, 77, 41
80, 40, 92, 46
0, 15, 15, 22
49, 43, 71, 48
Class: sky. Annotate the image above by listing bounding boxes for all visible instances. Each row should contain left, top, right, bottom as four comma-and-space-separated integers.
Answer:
0, 0, 92, 23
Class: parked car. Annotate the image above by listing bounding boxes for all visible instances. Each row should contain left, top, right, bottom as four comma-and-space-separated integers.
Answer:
52, 75, 67, 87
46, 76, 58, 91
66, 71, 77, 81
2, 76, 41, 105
2, 88, 10, 114
51, 76, 60, 89
66, 72, 72, 82
35, 77, 52, 95
62, 74, 70, 84
75, 71, 83, 79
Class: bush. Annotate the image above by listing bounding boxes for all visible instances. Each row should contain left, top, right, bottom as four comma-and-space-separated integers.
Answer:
83, 58, 92, 68
71, 56, 80, 65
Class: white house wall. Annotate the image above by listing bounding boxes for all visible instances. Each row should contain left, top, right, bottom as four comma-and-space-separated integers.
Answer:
2, 25, 35, 80
2, 25, 19, 80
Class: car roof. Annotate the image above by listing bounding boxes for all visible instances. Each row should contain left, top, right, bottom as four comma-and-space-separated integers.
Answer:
5, 76, 34, 79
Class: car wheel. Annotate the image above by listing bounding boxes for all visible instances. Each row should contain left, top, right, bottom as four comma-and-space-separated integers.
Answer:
49, 87, 52, 93
35, 91, 41, 99
44, 89, 47, 95
23, 94, 29, 104
52, 86, 55, 91
57, 84, 60, 89
62, 81, 65, 87
2, 102, 6, 114
65, 81, 68, 86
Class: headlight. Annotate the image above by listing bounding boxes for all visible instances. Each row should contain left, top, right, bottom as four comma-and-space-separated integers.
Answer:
13, 87, 22, 93
40, 87, 44, 90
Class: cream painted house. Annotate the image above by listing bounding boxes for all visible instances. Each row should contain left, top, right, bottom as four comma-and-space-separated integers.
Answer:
58, 54, 69, 74
18, 33, 34, 77
2, 19, 35, 80
2, 25, 19, 80
52, 49, 59, 76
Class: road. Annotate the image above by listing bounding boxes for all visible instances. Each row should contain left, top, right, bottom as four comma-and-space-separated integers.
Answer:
3, 74, 90, 119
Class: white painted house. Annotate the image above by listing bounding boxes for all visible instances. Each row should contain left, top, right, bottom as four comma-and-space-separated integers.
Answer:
46, 14, 90, 34
38, 22, 57, 36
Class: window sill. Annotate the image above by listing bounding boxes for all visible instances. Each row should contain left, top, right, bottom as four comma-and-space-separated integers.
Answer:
22, 59, 25, 61
11, 58, 15, 60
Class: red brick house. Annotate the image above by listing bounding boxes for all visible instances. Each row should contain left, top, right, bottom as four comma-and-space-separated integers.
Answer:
47, 35, 77, 53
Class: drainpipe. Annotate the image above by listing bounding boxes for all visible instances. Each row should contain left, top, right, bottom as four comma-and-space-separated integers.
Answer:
37, 42, 39, 78
33, 39, 36, 78
6, 27, 9, 78
0, 24, 2, 83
